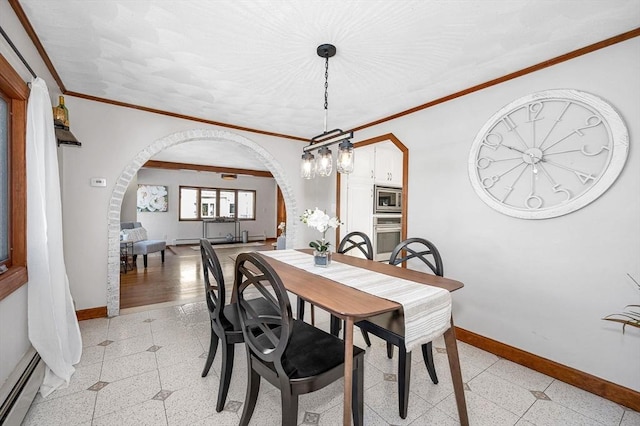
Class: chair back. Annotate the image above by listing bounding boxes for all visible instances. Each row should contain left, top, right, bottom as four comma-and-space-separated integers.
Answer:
200, 239, 226, 320
234, 252, 293, 369
338, 232, 373, 260
389, 237, 443, 276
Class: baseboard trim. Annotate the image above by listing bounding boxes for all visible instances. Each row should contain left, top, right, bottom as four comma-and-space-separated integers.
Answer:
76, 306, 107, 321
455, 327, 640, 411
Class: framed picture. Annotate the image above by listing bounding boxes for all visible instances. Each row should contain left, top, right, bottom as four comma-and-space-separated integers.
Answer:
137, 185, 168, 212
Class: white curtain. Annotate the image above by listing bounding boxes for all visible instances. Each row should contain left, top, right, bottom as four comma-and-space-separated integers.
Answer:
26, 77, 82, 397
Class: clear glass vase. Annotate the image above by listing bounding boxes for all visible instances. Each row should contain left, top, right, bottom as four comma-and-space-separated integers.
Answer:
313, 250, 331, 267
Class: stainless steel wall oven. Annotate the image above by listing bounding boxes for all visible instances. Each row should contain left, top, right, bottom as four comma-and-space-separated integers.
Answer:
373, 215, 402, 261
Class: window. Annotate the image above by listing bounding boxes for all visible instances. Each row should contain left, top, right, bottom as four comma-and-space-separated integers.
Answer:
219, 190, 235, 218
179, 186, 256, 221
179, 187, 198, 219
237, 190, 256, 219
200, 189, 216, 218
0, 54, 28, 301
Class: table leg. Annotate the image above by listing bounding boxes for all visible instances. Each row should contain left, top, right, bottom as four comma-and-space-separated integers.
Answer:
443, 317, 469, 426
343, 317, 354, 425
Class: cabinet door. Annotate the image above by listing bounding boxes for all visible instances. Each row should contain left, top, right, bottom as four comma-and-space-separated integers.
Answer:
374, 142, 403, 187
350, 144, 375, 181
387, 147, 403, 186
346, 179, 373, 236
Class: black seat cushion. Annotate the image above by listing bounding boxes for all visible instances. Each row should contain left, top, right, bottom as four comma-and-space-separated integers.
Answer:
257, 320, 364, 379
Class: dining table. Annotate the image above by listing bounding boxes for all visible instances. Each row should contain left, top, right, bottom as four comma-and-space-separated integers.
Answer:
257, 248, 469, 426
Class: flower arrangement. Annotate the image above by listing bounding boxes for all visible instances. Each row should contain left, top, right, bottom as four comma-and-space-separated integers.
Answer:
300, 207, 341, 253
278, 221, 286, 236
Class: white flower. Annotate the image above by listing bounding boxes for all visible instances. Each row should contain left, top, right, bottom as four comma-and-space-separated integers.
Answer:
300, 207, 342, 247
307, 208, 331, 233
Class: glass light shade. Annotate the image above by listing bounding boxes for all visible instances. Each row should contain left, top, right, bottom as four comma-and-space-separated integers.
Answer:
316, 146, 333, 177
336, 140, 354, 174
301, 152, 316, 179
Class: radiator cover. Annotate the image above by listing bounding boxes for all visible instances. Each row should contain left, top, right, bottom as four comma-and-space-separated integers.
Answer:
0, 347, 44, 426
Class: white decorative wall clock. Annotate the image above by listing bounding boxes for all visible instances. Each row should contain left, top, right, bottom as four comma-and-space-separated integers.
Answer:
468, 89, 629, 219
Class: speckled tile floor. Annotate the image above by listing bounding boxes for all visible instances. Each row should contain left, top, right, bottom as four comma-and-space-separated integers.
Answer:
20, 247, 640, 425
21, 298, 639, 426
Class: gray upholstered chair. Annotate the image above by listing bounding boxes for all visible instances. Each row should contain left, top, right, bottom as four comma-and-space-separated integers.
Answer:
120, 222, 166, 268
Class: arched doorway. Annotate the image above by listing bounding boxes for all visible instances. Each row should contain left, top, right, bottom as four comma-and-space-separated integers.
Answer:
106, 129, 297, 316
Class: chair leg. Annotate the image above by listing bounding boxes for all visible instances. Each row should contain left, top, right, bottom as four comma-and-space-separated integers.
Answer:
161, 249, 165, 263
361, 329, 371, 347
421, 341, 439, 384
330, 315, 341, 337
280, 388, 299, 426
143, 254, 148, 268
296, 297, 305, 321
201, 328, 219, 377
239, 365, 260, 426
216, 343, 235, 412
352, 353, 365, 426
387, 342, 394, 359
398, 348, 412, 419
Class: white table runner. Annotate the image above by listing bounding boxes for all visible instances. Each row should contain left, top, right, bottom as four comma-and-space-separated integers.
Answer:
260, 249, 452, 352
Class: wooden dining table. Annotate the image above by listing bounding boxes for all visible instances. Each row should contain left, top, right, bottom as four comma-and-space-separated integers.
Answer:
257, 249, 469, 426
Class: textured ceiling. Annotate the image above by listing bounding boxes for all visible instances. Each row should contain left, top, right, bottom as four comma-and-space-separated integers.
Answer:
16, 0, 640, 170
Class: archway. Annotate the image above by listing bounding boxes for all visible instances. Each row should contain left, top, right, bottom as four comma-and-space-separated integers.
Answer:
106, 129, 297, 316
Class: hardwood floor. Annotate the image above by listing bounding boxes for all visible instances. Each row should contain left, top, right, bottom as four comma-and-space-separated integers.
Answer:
119, 242, 274, 309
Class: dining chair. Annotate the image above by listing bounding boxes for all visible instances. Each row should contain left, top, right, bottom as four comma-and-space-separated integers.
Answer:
296, 232, 374, 335
356, 237, 443, 419
234, 252, 365, 426
330, 232, 374, 336
199, 239, 278, 412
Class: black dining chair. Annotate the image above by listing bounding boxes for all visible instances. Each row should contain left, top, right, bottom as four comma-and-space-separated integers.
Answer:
356, 237, 444, 419
296, 232, 374, 335
199, 239, 278, 412
234, 252, 365, 426
329, 232, 374, 336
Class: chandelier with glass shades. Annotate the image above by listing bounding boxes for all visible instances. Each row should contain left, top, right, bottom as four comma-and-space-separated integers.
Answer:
300, 44, 355, 179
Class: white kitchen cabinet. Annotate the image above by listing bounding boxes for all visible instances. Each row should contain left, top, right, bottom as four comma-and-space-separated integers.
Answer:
345, 178, 374, 236
340, 144, 374, 240
350, 144, 375, 181
339, 141, 403, 242
374, 142, 403, 187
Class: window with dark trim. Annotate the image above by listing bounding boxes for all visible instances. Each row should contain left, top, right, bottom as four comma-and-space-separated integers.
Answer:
179, 186, 256, 221
0, 53, 28, 301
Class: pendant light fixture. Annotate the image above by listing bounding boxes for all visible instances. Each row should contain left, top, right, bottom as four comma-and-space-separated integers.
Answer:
301, 43, 354, 179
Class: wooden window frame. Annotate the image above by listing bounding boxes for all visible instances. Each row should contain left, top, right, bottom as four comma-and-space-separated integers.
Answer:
0, 54, 28, 301
178, 185, 256, 221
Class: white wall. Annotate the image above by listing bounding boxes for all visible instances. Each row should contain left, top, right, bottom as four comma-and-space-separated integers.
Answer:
353, 38, 640, 391
0, 286, 29, 388
58, 96, 305, 313
135, 167, 277, 244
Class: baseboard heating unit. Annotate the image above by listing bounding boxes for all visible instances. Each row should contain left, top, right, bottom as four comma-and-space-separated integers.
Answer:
0, 347, 44, 426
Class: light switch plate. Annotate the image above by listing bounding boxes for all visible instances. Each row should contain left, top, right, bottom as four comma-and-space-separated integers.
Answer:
90, 177, 107, 187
